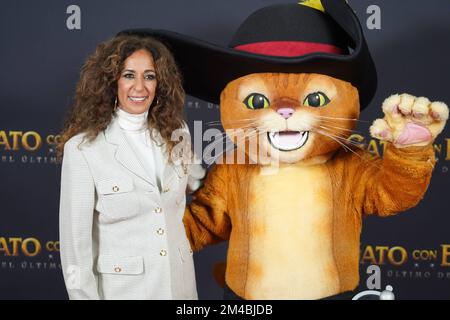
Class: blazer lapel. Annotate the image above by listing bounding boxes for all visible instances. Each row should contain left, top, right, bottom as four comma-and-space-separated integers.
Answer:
162, 161, 176, 189
152, 130, 187, 189
104, 116, 156, 188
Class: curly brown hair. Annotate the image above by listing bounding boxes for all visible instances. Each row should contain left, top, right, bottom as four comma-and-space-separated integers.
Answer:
58, 35, 186, 161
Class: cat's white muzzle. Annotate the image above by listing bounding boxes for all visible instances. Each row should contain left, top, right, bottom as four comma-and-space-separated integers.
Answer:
267, 131, 309, 151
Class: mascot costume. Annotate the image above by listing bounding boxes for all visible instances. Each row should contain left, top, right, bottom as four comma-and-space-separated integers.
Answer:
120, 0, 448, 299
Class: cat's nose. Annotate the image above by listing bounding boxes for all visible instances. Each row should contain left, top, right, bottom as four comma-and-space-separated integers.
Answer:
277, 107, 295, 119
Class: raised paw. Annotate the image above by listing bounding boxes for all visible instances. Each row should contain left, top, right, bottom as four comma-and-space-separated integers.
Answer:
370, 93, 449, 148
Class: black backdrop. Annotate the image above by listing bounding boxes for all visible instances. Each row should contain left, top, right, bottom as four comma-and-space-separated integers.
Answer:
0, 0, 449, 300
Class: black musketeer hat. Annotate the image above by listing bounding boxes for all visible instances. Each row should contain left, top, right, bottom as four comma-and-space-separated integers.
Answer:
118, 0, 377, 109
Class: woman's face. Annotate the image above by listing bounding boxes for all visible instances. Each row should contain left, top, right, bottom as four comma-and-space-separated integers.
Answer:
117, 49, 157, 114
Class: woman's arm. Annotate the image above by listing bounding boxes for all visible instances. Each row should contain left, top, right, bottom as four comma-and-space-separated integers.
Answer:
59, 138, 100, 300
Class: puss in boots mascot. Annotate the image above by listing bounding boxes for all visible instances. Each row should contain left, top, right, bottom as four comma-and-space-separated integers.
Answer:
120, 0, 448, 299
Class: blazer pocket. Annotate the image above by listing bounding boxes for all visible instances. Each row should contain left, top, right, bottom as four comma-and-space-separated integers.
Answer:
96, 177, 141, 219
96, 254, 144, 275
178, 242, 197, 299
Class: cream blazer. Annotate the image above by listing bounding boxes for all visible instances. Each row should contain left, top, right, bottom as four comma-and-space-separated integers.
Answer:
59, 117, 200, 300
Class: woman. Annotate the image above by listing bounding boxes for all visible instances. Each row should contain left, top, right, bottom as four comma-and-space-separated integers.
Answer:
58, 35, 204, 300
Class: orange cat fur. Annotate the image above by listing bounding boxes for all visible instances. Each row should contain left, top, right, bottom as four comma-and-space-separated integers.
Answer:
183, 73, 439, 299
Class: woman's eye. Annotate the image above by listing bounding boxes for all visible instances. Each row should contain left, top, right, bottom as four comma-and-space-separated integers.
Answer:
123, 73, 134, 79
243, 93, 270, 110
145, 74, 156, 81
303, 92, 330, 107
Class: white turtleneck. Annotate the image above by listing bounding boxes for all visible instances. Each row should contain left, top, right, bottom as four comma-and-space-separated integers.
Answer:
115, 107, 164, 190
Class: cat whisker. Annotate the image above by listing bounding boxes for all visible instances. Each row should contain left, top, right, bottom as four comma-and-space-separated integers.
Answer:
312, 123, 363, 143
314, 127, 365, 148
204, 131, 229, 141
205, 123, 260, 130
204, 118, 261, 125
315, 129, 366, 159
318, 124, 361, 134
204, 128, 272, 165
312, 115, 370, 123
205, 117, 259, 122
316, 119, 365, 132
314, 129, 382, 169
204, 135, 232, 155
204, 127, 261, 153
205, 125, 273, 143
204, 126, 262, 145
204, 134, 254, 166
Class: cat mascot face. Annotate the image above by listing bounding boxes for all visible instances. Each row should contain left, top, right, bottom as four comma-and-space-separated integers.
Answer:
220, 72, 359, 164
120, 0, 448, 300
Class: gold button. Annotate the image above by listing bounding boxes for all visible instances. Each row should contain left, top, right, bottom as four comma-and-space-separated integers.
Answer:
114, 266, 122, 273
160, 249, 167, 256
154, 207, 162, 214
157, 228, 165, 235
112, 186, 119, 192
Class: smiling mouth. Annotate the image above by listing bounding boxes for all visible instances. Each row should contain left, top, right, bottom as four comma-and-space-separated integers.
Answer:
267, 131, 309, 151
128, 96, 148, 102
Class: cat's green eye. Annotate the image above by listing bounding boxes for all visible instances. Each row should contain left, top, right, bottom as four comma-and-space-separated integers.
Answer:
303, 92, 330, 107
244, 93, 270, 110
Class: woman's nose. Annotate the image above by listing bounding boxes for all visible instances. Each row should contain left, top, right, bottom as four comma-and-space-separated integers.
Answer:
133, 77, 145, 91
277, 107, 295, 119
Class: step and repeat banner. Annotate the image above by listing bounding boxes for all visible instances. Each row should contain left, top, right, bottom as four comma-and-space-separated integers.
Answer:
0, 0, 449, 299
